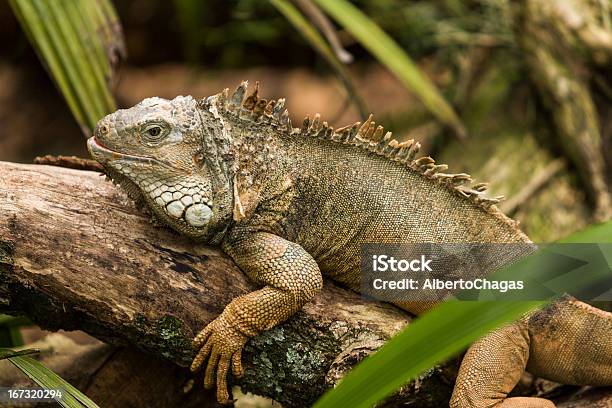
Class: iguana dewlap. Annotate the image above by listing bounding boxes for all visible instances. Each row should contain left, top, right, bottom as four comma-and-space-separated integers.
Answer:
87, 82, 612, 407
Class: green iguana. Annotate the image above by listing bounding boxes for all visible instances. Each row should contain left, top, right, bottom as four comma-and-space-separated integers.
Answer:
87, 82, 612, 407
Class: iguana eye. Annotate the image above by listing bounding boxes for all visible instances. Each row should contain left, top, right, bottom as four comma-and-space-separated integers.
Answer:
142, 124, 166, 144
147, 126, 161, 137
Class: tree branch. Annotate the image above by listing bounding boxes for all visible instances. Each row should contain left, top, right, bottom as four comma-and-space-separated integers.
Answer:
0, 161, 458, 407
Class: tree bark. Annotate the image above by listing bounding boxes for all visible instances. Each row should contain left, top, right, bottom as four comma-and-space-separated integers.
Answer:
0, 161, 456, 407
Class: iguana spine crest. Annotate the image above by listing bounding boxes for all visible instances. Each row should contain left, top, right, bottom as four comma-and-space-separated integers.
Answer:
203, 81, 506, 214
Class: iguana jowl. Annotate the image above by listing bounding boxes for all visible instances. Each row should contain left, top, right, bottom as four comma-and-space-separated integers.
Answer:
87, 82, 612, 407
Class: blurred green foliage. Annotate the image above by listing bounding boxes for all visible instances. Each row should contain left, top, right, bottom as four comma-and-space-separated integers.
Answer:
315, 0, 465, 136
155, 0, 514, 69
9, 0, 122, 134
0, 315, 29, 347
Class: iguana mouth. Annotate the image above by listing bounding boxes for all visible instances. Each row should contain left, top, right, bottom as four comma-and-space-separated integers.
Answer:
87, 137, 180, 173
87, 136, 157, 165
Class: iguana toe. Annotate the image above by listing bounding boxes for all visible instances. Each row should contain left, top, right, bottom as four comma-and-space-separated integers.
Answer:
190, 313, 248, 404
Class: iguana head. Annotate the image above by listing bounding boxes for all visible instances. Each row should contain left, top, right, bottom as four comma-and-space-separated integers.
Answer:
88, 95, 233, 243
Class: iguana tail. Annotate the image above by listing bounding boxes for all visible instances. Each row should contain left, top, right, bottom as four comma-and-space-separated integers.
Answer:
450, 297, 612, 407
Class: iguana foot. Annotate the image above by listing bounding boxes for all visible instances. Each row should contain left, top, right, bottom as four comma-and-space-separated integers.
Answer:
450, 320, 555, 408
190, 313, 246, 405
495, 397, 555, 407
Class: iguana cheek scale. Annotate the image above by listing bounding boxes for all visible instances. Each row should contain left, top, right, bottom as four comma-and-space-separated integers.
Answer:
89, 138, 214, 228
88, 82, 612, 407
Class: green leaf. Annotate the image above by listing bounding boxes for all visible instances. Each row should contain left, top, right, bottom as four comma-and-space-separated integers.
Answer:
313, 0, 466, 138
8, 354, 100, 408
0, 347, 40, 359
0, 315, 30, 347
0, 315, 31, 327
270, 0, 367, 118
559, 220, 612, 243
314, 220, 612, 408
9, 0, 123, 136
0, 326, 24, 348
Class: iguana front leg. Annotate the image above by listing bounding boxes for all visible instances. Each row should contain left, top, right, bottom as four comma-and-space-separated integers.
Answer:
190, 230, 323, 404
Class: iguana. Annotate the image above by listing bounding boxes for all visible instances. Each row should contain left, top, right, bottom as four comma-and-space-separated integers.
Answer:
87, 82, 612, 407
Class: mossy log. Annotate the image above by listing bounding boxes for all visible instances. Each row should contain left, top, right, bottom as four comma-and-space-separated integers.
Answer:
0, 161, 460, 407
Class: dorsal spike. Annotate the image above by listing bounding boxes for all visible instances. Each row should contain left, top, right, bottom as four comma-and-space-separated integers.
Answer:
334, 123, 352, 134
243, 81, 260, 111
337, 122, 360, 143
397, 140, 414, 160
217, 88, 229, 108
364, 122, 376, 140
424, 164, 448, 176
382, 136, 400, 156
323, 124, 334, 139
431, 173, 453, 181
264, 100, 276, 116
253, 99, 267, 117
453, 185, 474, 197
449, 173, 472, 186
309, 113, 322, 134
455, 185, 472, 197
472, 182, 488, 192
475, 195, 504, 207
252, 81, 260, 97
407, 141, 421, 161
376, 131, 392, 153
314, 123, 327, 138
273, 98, 285, 118
398, 138, 411, 149
301, 116, 310, 132
348, 122, 360, 141
414, 156, 434, 168
229, 81, 248, 110
357, 115, 374, 139
398, 140, 411, 148
373, 126, 385, 142
281, 109, 291, 130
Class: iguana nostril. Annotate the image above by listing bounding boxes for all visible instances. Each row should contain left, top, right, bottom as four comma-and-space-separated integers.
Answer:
95, 123, 109, 136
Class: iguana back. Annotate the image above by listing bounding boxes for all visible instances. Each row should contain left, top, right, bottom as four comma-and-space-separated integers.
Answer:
253, 112, 530, 288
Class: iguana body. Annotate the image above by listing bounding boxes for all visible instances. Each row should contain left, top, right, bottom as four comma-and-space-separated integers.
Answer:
87, 82, 612, 407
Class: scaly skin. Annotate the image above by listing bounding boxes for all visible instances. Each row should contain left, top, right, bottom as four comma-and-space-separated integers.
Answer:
87, 82, 612, 406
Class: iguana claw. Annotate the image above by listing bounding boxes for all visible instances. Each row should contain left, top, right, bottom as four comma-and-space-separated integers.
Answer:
191, 313, 246, 405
